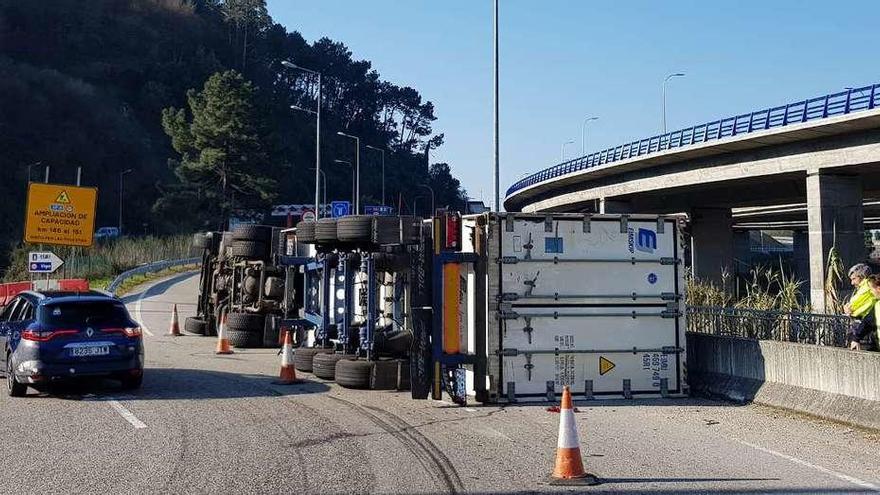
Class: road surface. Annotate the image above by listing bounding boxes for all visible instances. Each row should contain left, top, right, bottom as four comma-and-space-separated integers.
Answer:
0, 272, 877, 494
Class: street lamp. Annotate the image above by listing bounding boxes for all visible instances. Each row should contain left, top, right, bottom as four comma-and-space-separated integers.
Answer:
582, 116, 598, 155
119, 168, 133, 234
282, 60, 322, 217
662, 72, 686, 134
337, 131, 360, 214
365, 145, 386, 206
333, 159, 355, 207
419, 184, 435, 216
309, 167, 327, 212
561, 140, 575, 161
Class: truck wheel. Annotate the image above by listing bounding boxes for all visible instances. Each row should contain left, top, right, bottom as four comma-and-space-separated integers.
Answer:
315, 218, 338, 243
335, 359, 372, 389
399, 216, 421, 245
293, 348, 333, 372
226, 328, 263, 348
192, 233, 209, 249
370, 359, 399, 390
312, 353, 356, 380
229, 240, 268, 260
337, 216, 373, 242
226, 312, 265, 331
296, 221, 317, 244
233, 225, 273, 243
372, 216, 400, 245
184, 316, 207, 335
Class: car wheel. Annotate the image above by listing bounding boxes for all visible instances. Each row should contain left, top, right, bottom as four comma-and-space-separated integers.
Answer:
6, 355, 27, 397
121, 374, 143, 390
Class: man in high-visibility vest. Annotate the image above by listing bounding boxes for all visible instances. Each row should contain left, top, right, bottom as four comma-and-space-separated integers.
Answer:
863, 274, 880, 351
846, 264, 875, 350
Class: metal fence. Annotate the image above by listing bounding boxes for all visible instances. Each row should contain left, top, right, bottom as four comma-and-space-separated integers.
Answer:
507, 83, 880, 197
686, 305, 852, 347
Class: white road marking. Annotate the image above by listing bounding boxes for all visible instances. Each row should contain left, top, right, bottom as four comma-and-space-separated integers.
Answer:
108, 399, 147, 429
134, 285, 156, 337
735, 439, 879, 491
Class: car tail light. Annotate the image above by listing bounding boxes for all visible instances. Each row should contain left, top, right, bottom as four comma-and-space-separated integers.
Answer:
102, 327, 142, 338
21, 328, 79, 342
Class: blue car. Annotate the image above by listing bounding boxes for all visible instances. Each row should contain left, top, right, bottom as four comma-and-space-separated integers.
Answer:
0, 291, 144, 397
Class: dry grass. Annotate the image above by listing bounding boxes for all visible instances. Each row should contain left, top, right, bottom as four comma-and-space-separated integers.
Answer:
686, 263, 807, 312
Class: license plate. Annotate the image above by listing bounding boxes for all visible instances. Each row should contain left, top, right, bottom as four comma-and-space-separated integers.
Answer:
70, 346, 110, 357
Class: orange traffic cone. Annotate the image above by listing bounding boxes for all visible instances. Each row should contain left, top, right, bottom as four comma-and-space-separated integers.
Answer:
167, 304, 181, 336
215, 313, 233, 355
549, 386, 599, 486
273, 330, 300, 385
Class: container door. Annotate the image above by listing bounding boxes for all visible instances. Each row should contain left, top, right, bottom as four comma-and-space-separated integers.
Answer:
496, 215, 684, 400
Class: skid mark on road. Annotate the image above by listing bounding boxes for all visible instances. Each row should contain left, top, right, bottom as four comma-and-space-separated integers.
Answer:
327, 395, 465, 494
108, 399, 147, 429
734, 439, 879, 491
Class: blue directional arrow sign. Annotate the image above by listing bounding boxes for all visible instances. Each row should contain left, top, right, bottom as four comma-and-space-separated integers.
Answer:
364, 205, 394, 216
331, 201, 351, 218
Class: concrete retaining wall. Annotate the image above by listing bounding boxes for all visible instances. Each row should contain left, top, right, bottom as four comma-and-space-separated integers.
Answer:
687, 332, 880, 431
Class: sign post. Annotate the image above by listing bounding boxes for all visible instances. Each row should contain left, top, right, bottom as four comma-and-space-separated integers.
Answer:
331, 201, 351, 218
24, 183, 98, 247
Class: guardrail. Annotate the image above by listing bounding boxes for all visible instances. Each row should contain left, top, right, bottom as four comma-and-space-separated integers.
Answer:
686, 305, 852, 347
506, 83, 880, 197
106, 257, 201, 295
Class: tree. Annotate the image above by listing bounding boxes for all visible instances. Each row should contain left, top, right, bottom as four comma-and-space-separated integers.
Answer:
158, 70, 277, 229
426, 163, 467, 211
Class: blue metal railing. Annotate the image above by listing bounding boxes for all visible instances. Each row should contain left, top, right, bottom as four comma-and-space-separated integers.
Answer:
506, 83, 880, 198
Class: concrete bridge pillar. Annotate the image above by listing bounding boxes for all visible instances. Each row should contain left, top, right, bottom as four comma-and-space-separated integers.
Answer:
806, 172, 864, 312
598, 198, 633, 214
690, 207, 734, 284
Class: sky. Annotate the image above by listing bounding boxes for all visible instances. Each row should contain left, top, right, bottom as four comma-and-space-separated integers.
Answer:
267, 0, 879, 206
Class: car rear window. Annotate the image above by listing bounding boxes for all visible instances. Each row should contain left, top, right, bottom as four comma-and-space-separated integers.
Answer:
39, 301, 131, 327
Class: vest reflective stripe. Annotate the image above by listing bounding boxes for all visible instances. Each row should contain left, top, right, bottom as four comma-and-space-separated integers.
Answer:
850, 280, 875, 319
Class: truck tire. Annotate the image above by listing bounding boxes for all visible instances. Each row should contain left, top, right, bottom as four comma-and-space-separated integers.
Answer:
337, 216, 373, 242
335, 359, 372, 389
293, 347, 333, 372
315, 218, 338, 243
184, 316, 207, 335
192, 233, 209, 249
312, 353, 356, 380
233, 225, 273, 242
229, 240, 268, 259
296, 221, 317, 244
399, 216, 421, 245
370, 359, 399, 390
226, 312, 265, 331
372, 216, 400, 245
226, 328, 263, 348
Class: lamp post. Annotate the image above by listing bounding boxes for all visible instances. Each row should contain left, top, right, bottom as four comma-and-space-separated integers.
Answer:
337, 132, 360, 214
419, 184, 435, 216
581, 116, 598, 155
561, 140, 574, 161
493, 0, 500, 212
309, 167, 327, 212
365, 145, 386, 206
282, 60, 322, 217
119, 168, 133, 234
333, 159, 355, 207
662, 72, 685, 134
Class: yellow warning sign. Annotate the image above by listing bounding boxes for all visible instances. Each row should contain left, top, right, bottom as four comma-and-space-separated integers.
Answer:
599, 356, 616, 376
24, 183, 98, 247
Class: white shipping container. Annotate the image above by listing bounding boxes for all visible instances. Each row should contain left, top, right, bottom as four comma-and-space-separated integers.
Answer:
460, 213, 687, 402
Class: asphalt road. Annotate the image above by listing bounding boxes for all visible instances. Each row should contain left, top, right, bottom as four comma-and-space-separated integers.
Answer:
1, 272, 878, 494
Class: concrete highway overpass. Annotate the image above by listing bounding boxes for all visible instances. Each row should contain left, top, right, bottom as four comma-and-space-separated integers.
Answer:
505, 84, 880, 309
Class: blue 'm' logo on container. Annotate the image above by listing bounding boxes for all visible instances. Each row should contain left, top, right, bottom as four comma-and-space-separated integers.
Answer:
636, 228, 657, 253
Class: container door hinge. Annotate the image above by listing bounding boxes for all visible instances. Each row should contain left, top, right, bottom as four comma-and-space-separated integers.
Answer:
505, 215, 515, 232
582, 215, 592, 233
660, 257, 679, 265
619, 215, 629, 233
